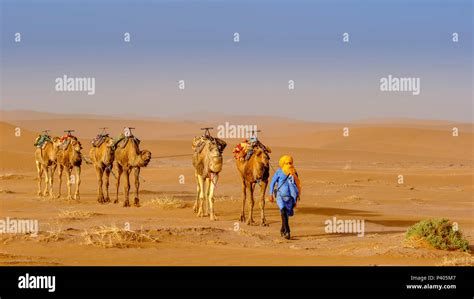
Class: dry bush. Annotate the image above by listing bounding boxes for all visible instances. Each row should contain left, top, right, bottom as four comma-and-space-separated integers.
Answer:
145, 196, 187, 209
0, 189, 15, 194
0, 174, 27, 180
58, 210, 98, 220
37, 229, 66, 243
0, 233, 32, 244
82, 225, 158, 248
0, 222, 66, 244
403, 235, 432, 249
437, 256, 474, 266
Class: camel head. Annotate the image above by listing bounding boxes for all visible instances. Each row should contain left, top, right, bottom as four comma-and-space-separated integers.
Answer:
46, 137, 61, 160
52, 137, 61, 148
102, 138, 115, 165
70, 138, 82, 153
251, 146, 271, 181
138, 150, 152, 167
254, 146, 270, 166
206, 140, 224, 173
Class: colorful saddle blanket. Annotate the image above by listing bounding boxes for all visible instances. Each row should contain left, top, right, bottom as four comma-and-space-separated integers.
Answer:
91, 134, 109, 147
59, 135, 81, 150
233, 140, 269, 161
34, 134, 52, 148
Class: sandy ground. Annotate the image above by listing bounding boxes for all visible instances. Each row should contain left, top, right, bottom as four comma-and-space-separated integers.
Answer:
0, 110, 473, 265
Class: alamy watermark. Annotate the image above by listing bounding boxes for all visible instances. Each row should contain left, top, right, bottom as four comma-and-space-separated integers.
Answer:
55, 75, 95, 95
217, 122, 257, 139
380, 74, 420, 96
18, 273, 55, 293
0, 217, 38, 237
324, 216, 365, 237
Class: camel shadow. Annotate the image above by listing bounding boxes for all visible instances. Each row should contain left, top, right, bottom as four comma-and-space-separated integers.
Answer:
297, 207, 380, 217
293, 230, 408, 239
297, 207, 419, 228
292, 230, 407, 240
365, 219, 419, 228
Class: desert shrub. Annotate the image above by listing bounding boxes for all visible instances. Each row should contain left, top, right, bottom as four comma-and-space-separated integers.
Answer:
405, 219, 470, 252
145, 196, 186, 209
82, 225, 158, 248
58, 210, 98, 220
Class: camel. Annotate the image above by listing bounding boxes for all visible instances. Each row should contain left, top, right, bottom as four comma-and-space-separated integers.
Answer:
114, 136, 151, 207
192, 137, 227, 221
57, 137, 83, 200
235, 144, 271, 226
34, 137, 61, 197
89, 136, 115, 204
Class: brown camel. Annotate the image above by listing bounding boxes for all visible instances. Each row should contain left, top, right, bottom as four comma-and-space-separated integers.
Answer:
35, 137, 61, 197
89, 136, 115, 204
192, 137, 226, 221
235, 144, 271, 226
57, 137, 83, 200
114, 137, 151, 207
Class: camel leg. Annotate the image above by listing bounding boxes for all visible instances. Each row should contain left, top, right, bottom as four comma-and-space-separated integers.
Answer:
43, 166, 50, 197
133, 167, 140, 207
239, 178, 246, 222
208, 174, 218, 221
259, 181, 269, 226
246, 183, 255, 225
66, 168, 73, 200
104, 167, 111, 203
36, 162, 43, 197
95, 166, 104, 203
196, 175, 205, 217
49, 163, 57, 198
74, 166, 81, 200
57, 165, 64, 199
203, 177, 210, 217
114, 164, 123, 204
193, 174, 200, 213
123, 168, 131, 207
47, 166, 54, 197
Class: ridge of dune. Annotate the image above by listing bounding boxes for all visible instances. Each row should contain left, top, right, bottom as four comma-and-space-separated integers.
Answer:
2, 109, 472, 129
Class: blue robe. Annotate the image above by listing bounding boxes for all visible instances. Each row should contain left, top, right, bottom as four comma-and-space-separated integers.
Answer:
269, 169, 299, 216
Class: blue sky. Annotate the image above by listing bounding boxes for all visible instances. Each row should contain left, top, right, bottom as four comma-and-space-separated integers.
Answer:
1, 0, 472, 121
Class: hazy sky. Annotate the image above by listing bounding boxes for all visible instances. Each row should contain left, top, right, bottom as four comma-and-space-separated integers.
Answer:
1, 0, 472, 122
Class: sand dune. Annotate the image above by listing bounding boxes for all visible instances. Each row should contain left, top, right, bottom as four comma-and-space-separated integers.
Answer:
0, 111, 472, 265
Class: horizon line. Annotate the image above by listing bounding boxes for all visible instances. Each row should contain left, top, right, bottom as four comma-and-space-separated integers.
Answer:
0, 108, 472, 125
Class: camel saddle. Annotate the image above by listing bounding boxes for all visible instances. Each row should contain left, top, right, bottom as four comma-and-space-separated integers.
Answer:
192, 136, 227, 154
113, 134, 141, 149
34, 134, 52, 148
91, 133, 109, 148
59, 135, 81, 150
233, 140, 269, 161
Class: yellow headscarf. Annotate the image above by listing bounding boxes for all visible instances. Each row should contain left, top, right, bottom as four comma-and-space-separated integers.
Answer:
278, 155, 301, 195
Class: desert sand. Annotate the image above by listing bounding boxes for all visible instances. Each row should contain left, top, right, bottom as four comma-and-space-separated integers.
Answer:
0, 110, 472, 265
